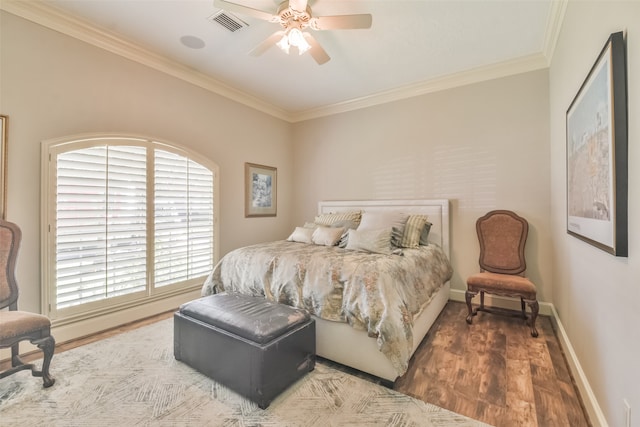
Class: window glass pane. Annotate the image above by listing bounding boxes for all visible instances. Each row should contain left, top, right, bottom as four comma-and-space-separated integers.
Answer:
55, 146, 147, 309
187, 160, 215, 278
106, 146, 147, 297
154, 150, 214, 287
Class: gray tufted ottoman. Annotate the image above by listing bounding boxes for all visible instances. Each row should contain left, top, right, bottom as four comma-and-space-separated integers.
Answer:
174, 293, 316, 409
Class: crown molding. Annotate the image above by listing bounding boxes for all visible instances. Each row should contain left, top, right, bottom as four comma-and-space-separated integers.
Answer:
291, 0, 567, 123
290, 52, 549, 122
0, 0, 291, 121
542, 0, 568, 65
2, 0, 565, 124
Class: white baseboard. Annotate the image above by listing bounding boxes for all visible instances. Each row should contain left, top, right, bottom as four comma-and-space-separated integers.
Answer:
0, 289, 201, 362
449, 289, 607, 427
549, 305, 608, 427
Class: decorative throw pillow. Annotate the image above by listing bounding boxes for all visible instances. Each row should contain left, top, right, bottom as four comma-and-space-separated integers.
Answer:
391, 226, 405, 248
332, 219, 359, 248
419, 221, 433, 246
287, 226, 314, 244
314, 211, 362, 227
330, 219, 359, 230
358, 211, 409, 232
312, 226, 344, 246
345, 228, 393, 255
400, 214, 429, 248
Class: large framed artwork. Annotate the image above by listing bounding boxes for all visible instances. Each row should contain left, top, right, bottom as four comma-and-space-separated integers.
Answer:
566, 31, 628, 256
0, 115, 7, 219
245, 162, 277, 217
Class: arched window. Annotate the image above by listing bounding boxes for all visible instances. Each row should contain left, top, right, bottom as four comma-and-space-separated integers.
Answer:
42, 135, 219, 321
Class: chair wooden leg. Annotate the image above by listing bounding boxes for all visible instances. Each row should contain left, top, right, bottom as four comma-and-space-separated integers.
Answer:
10, 342, 20, 367
3, 337, 56, 387
526, 299, 539, 338
465, 290, 477, 324
34, 335, 56, 387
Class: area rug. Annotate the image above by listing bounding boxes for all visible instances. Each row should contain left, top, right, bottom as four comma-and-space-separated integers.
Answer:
0, 318, 490, 426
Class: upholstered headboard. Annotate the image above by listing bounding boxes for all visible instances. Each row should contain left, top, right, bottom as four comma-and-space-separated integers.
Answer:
318, 199, 450, 258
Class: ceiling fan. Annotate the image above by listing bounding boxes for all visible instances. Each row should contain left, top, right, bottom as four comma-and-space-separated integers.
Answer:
213, 0, 372, 65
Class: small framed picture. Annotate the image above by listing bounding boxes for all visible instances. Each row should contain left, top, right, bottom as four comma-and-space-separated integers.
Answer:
245, 162, 277, 217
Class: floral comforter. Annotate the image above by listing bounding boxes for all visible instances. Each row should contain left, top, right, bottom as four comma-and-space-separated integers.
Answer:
201, 240, 453, 375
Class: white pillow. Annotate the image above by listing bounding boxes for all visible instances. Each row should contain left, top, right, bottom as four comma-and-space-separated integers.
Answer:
312, 226, 344, 246
287, 226, 314, 243
345, 228, 393, 255
358, 211, 409, 232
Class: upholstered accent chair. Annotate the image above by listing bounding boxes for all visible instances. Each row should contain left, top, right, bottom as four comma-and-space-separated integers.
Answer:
465, 210, 539, 337
0, 219, 56, 387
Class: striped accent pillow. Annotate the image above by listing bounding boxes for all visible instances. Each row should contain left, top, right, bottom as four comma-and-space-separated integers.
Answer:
399, 214, 429, 248
314, 211, 362, 226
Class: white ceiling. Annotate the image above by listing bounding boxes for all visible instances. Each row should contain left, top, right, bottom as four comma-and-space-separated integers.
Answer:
4, 0, 564, 121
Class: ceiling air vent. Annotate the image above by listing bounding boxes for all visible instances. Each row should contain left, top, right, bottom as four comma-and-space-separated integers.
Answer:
208, 11, 248, 32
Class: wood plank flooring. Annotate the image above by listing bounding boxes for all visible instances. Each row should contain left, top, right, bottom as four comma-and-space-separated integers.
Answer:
394, 301, 591, 427
2, 302, 590, 427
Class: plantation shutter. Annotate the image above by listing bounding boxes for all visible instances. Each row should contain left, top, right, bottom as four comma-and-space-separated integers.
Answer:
154, 150, 214, 287
55, 146, 147, 309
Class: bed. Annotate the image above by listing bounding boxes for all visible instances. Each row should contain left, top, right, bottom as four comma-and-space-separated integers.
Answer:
201, 199, 452, 382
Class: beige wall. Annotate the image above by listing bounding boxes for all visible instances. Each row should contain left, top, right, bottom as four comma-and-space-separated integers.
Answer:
0, 12, 293, 316
5, 4, 638, 425
292, 70, 552, 300
549, 2, 640, 426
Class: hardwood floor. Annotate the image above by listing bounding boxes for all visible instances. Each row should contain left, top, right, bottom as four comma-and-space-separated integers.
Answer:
2, 302, 590, 427
395, 301, 591, 427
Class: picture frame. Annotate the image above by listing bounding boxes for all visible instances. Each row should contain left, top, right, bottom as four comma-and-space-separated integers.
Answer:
566, 31, 628, 256
245, 162, 277, 217
0, 115, 7, 220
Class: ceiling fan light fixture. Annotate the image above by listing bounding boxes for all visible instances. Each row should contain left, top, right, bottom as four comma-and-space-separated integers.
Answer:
297, 40, 311, 55
289, 28, 311, 54
277, 27, 311, 56
276, 34, 290, 54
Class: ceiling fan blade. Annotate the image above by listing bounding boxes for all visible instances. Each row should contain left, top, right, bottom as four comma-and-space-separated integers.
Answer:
311, 14, 372, 30
249, 31, 285, 56
214, 0, 275, 22
289, 0, 309, 13
303, 33, 330, 65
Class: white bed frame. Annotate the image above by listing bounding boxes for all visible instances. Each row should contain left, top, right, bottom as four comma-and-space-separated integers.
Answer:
315, 199, 451, 382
